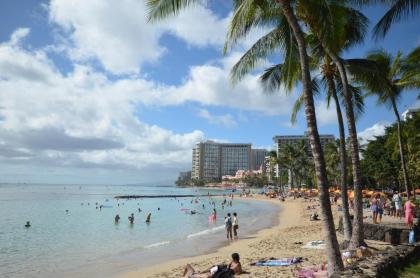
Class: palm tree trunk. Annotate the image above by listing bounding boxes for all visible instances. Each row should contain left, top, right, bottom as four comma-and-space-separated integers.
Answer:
326, 73, 352, 242
277, 0, 344, 274
391, 98, 411, 199
322, 46, 365, 248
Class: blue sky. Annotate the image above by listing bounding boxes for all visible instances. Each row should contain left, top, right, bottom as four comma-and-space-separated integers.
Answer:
0, 0, 418, 185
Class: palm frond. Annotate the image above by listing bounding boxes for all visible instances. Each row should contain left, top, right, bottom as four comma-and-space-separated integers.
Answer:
224, 0, 278, 52
335, 75, 365, 120
290, 78, 320, 124
373, 0, 420, 40
291, 93, 305, 124
230, 24, 296, 85
147, 0, 203, 22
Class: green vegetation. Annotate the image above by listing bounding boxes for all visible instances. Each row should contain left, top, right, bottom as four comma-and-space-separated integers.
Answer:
361, 112, 420, 190
398, 258, 420, 278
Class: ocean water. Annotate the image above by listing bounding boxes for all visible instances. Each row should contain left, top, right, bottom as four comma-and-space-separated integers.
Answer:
0, 184, 279, 278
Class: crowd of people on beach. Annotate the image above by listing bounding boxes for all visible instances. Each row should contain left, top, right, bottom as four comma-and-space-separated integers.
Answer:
367, 191, 417, 229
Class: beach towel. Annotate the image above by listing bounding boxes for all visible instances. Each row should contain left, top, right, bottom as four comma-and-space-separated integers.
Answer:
302, 240, 325, 249
252, 257, 302, 266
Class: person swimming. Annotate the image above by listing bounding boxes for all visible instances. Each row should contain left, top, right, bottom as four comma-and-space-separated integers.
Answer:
145, 212, 151, 223
115, 214, 120, 223
24, 221, 31, 228
138, 208, 142, 212
128, 213, 134, 224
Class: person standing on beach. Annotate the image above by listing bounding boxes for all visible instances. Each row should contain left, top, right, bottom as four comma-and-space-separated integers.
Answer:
232, 212, 239, 239
225, 213, 233, 240
404, 198, 416, 230
393, 192, 403, 219
370, 194, 379, 224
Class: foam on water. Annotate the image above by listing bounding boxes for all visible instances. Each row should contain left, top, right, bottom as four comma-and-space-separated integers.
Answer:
144, 241, 171, 248
187, 225, 225, 238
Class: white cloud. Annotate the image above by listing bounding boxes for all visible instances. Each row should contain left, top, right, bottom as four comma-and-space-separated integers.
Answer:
164, 5, 229, 48
47, 0, 272, 75
48, 0, 166, 74
9, 28, 30, 46
47, 0, 232, 74
0, 30, 204, 177
315, 101, 337, 126
358, 121, 391, 145
0, 25, 295, 182
197, 109, 237, 128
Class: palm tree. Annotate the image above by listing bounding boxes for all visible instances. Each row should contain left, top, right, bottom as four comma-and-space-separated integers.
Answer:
325, 141, 341, 185
268, 150, 279, 183
148, 0, 344, 273
277, 141, 308, 188
260, 4, 367, 243
294, 1, 368, 248
351, 48, 420, 198
225, 1, 344, 272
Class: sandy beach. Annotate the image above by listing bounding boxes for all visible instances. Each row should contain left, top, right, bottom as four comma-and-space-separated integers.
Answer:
116, 196, 330, 278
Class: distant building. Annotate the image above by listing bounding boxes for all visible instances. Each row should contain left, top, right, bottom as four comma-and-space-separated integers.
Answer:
222, 169, 264, 181
265, 155, 279, 181
178, 171, 191, 181
402, 108, 419, 121
273, 132, 335, 159
191, 141, 252, 181
273, 132, 335, 186
251, 149, 269, 171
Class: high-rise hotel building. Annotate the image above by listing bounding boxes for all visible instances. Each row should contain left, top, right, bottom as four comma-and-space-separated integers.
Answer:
192, 141, 252, 181
251, 149, 269, 171
273, 132, 335, 158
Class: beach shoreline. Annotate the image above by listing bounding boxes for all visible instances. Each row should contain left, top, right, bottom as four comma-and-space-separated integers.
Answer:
115, 195, 304, 278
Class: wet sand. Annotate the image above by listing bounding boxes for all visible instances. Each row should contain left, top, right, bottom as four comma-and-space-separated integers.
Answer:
116, 196, 330, 278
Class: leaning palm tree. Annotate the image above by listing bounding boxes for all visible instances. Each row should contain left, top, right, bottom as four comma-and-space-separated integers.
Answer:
351, 48, 420, 198
224, 1, 344, 272
148, 0, 344, 273
261, 3, 367, 244
295, 0, 368, 248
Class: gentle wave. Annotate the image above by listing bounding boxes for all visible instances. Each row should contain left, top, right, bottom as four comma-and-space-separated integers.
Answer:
187, 225, 225, 239
144, 241, 171, 249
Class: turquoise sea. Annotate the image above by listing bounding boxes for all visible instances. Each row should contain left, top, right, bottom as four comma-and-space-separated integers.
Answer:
0, 184, 279, 278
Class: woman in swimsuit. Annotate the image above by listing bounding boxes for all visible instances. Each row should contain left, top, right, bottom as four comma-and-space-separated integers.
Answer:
370, 194, 379, 224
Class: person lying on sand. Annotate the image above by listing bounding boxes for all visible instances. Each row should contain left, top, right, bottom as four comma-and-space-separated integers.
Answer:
182, 253, 242, 278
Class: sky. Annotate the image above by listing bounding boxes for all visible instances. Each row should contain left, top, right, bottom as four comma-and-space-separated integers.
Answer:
0, 0, 418, 185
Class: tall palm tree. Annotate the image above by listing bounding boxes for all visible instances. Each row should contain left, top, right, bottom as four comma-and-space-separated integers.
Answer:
295, 0, 368, 248
148, 0, 344, 273
351, 47, 420, 198
260, 4, 366, 243
277, 141, 308, 188
224, 1, 344, 272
